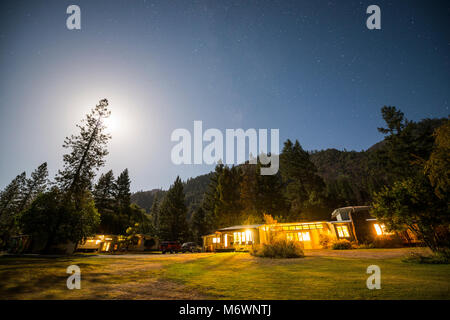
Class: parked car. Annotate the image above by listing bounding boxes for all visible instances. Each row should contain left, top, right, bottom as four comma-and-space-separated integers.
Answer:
160, 241, 182, 254
181, 242, 202, 253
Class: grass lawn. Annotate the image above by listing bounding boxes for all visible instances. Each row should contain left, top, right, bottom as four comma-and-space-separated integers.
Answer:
0, 248, 449, 299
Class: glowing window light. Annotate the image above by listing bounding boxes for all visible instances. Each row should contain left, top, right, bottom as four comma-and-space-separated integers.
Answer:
224, 234, 228, 248
336, 226, 350, 238
373, 223, 389, 236
212, 237, 220, 244
245, 230, 252, 242
298, 232, 311, 241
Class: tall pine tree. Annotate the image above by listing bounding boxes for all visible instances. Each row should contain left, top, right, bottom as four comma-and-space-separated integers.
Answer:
115, 169, 131, 212
0, 172, 26, 246
158, 176, 188, 242
56, 99, 111, 198
93, 170, 116, 211
280, 139, 326, 220
18, 162, 48, 212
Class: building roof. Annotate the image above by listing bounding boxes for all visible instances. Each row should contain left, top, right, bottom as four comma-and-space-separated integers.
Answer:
331, 206, 372, 218
218, 224, 264, 231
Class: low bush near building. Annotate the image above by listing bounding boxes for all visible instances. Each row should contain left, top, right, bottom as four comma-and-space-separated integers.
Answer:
356, 242, 375, 249
319, 234, 332, 249
250, 239, 304, 258
331, 239, 352, 250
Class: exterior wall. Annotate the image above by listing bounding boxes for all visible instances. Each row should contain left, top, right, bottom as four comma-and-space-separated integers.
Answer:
259, 222, 333, 249
203, 222, 336, 251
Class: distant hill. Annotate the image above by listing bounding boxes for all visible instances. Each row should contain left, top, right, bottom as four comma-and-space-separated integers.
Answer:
131, 148, 375, 217
131, 172, 214, 220
131, 189, 166, 213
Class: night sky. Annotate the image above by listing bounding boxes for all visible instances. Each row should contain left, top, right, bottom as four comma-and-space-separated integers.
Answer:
0, 0, 449, 191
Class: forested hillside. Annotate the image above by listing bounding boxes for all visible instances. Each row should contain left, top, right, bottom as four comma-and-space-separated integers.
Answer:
131, 115, 447, 229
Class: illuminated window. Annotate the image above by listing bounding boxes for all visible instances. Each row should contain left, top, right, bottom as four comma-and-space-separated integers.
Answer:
298, 232, 311, 241
374, 223, 391, 236
245, 230, 252, 242
224, 234, 228, 247
233, 231, 253, 244
286, 232, 296, 241
336, 226, 350, 238
212, 237, 220, 244
316, 224, 323, 229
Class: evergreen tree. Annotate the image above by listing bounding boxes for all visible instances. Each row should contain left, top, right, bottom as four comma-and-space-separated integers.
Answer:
19, 162, 48, 212
215, 165, 242, 227
115, 169, 131, 211
424, 119, 450, 199
373, 106, 445, 184
190, 206, 207, 243
0, 172, 26, 246
202, 163, 224, 230
56, 99, 111, 197
280, 139, 326, 220
93, 170, 116, 211
150, 194, 160, 234
158, 176, 188, 241
239, 164, 259, 217
0, 172, 26, 216
255, 161, 289, 219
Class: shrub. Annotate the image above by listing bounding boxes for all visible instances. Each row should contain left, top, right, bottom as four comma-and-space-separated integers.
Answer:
403, 250, 450, 264
250, 239, 304, 258
357, 242, 375, 249
319, 234, 331, 249
331, 239, 352, 250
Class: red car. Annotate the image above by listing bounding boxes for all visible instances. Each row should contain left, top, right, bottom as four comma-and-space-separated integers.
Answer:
160, 241, 182, 254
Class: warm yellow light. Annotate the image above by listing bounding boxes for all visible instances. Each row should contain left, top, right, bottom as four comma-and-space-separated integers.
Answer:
336, 226, 350, 238
298, 232, 311, 241
374, 224, 383, 236
245, 230, 252, 242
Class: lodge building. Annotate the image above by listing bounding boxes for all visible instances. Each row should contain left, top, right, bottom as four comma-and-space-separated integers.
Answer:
202, 206, 417, 252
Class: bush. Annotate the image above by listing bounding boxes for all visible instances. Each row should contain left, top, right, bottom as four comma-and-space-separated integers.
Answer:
250, 239, 304, 258
403, 250, 450, 264
357, 242, 375, 249
319, 234, 332, 249
331, 239, 352, 250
